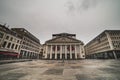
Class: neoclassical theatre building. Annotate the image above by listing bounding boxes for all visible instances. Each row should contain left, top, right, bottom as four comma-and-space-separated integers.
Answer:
43, 33, 85, 60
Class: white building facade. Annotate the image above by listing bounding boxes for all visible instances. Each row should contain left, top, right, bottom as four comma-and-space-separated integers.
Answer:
43, 33, 85, 60
12, 28, 41, 59
85, 30, 120, 59
0, 24, 21, 59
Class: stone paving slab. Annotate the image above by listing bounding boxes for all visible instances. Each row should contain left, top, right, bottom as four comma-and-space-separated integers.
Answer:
0, 60, 120, 80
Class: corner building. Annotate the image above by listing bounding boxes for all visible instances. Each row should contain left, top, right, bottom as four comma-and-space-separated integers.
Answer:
43, 33, 85, 60
0, 24, 21, 59
85, 30, 120, 59
12, 28, 41, 59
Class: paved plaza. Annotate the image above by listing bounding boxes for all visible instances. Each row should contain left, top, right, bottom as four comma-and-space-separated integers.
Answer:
0, 60, 120, 80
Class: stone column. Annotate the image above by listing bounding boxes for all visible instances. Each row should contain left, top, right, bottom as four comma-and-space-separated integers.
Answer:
65, 45, 67, 59
79, 45, 82, 58
82, 46, 85, 58
26, 51, 28, 59
70, 45, 72, 59
113, 51, 117, 59
50, 45, 52, 59
55, 45, 57, 59
45, 46, 48, 59
75, 45, 77, 59
60, 45, 62, 59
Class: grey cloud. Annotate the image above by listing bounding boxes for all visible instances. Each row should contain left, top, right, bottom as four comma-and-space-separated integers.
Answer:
65, 1, 75, 12
65, 0, 100, 13
79, 0, 98, 10
0, 0, 120, 44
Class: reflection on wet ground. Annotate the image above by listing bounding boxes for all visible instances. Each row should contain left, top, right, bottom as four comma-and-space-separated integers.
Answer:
0, 60, 120, 80
43, 68, 63, 75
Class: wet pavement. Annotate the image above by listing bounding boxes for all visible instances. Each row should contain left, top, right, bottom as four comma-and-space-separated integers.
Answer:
0, 59, 32, 65
0, 60, 120, 80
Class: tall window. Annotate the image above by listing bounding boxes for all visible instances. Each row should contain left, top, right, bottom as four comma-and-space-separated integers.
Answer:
11, 44, 15, 49
2, 41, 7, 48
7, 42, 11, 48
17, 40, 19, 43
0, 32, 4, 38
15, 45, 18, 49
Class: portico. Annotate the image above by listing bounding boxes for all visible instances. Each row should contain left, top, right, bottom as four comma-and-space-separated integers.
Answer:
43, 33, 85, 60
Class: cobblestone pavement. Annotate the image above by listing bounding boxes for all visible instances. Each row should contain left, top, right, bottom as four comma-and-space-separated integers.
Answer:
0, 60, 120, 80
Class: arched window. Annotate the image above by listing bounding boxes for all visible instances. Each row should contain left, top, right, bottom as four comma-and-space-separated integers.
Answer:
6, 36, 9, 40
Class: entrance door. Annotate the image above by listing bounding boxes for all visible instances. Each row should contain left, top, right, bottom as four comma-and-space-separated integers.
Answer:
62, 54, 65, 60
67, 54, 70, 60
72, 54, 75, 59
57, 54, 60, 60
52, 54, 55, 59
47, 54, 50, 59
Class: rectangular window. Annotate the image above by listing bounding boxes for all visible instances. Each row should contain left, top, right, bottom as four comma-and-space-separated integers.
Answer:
0, 32, 4, 38
17, 40, 19, 43
15, 45, 18, 49
7, 42, 11, 48
11, 44, 15, 49
2, 41, 7, 48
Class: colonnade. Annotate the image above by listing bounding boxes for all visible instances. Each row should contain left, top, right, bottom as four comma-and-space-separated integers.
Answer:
45, 44, 84, 59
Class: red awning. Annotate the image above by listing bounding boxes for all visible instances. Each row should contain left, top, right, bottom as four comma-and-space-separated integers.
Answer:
0, 51, 19, 56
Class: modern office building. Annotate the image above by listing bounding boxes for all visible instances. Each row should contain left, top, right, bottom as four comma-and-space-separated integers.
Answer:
12, 28, 41, 59
85, 30, 120, 59
0, 24, 21, 60
43, 33, 85, 60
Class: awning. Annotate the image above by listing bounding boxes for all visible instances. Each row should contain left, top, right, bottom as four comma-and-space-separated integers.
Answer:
0, 51, 19, 56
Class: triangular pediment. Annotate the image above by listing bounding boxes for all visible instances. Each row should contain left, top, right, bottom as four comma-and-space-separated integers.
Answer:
45, 36, 83, 44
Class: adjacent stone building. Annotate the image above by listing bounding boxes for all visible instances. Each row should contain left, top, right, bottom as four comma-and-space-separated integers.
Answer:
43, 33, 85, 60
12, 28, 41, 59
85, 30, 120, 59
0, 24, 21, 59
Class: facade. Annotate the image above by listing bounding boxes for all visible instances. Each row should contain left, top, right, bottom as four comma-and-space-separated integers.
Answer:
12, 28, 41, 59
0, 24, 21, 60
43, 33, 85, 60
85, 30, 120, 59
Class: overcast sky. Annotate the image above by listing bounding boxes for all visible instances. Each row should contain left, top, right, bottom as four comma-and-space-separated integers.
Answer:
0, 0, 120, 44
